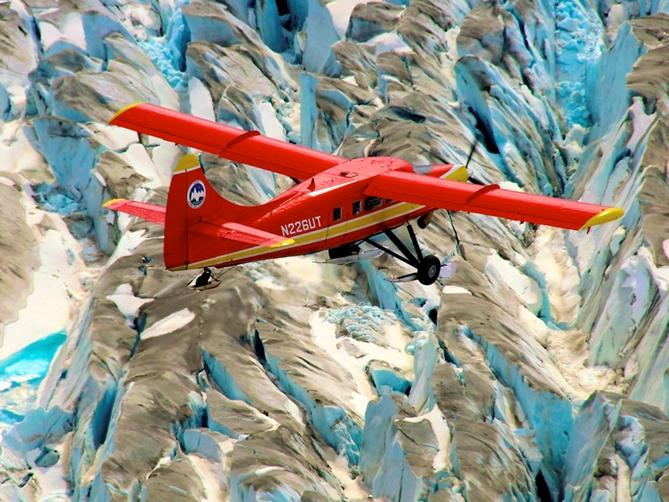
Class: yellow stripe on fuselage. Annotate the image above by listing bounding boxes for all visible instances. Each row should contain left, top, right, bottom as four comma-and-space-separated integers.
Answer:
185, 201, 422, 268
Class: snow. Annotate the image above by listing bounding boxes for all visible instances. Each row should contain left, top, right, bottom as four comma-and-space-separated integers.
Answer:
141, 308, 196, 339
627, 97, 656, 151
364, 32, 411, 55
275, 256, 323, 285
0, 121, 48, 173
106, 284, 153, 320
36, 22, 61, 52
1, 229, 82, 359
326, 0, 370, 36
615, 453, 632, 502
258, 101, 286, 139
441, 285, 471, 295
532, 227, 581, 325
115, 143, 162, 188
105, 228, 147, 266
485, 252, 542, 314
188, 77, 216, 122
322, 447, 371, 499
38, 13, 86, 52
311, 312, 376, 415
404, 405, 451, 471
187, 453, 227, 502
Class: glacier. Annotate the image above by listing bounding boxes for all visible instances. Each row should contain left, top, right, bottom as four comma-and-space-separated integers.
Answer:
0, 0, 668, 501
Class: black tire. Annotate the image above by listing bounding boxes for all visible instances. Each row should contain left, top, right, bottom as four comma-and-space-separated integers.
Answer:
417, 255, 441, 285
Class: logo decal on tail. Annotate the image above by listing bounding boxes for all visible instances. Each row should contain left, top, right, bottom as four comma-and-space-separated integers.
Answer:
188, 180, 206, 209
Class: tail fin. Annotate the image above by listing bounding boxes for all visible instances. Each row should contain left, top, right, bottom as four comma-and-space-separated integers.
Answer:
164, 154, 245, 270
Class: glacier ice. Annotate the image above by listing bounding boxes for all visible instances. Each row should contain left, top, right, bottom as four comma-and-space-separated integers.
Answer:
2, 0, 669, 500
0, 332, 66, 426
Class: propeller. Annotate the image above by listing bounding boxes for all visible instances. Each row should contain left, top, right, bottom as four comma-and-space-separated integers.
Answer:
464, 140, 476, 171
445, 140, 477, 261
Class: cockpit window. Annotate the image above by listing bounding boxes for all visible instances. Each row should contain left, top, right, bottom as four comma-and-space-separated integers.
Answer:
364, 197, 382, 211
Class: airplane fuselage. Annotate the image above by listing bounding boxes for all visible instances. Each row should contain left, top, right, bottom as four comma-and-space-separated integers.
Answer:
184, 157, 456, 269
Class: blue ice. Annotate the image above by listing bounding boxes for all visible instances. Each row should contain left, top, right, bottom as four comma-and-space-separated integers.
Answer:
0, 331, 66, 425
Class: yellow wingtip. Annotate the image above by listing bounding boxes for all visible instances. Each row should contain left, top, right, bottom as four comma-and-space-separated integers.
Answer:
175, 153, 201, 173
446, 165, 469, 182
580, 207, 625, 230
270, 238, 295, 248
108, 102, 145, 124
103, 198, 126, 209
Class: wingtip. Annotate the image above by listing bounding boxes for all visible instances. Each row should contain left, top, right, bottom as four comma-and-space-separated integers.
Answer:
446, 165, 469, 182
108, 102, 145, 124
103, 198, 127, 209
580, 207, 625, 230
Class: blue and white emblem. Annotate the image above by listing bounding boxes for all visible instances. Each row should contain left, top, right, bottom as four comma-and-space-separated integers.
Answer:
187, 180, 206, 209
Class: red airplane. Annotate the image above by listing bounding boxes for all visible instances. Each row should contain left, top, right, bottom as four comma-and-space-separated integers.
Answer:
103, 103, 624, 285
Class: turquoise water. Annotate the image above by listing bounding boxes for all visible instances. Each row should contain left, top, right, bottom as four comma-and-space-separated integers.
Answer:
0, 331, 67, 425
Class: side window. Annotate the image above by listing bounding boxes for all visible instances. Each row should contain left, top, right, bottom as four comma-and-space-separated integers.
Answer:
333, 207, 342, 221
364, 196, 382, 211
353, 200, 361, 215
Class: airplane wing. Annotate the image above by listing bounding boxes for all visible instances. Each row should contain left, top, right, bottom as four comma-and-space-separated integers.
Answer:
364, 171, 624, 230
109, 103, 343, 180
191, 221, 294, 248
103, 199, 166, 224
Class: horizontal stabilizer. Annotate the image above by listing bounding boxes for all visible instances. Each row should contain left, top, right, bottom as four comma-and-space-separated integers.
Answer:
109, 103, 343, 180
191, 220, 294, 248
103, 199, 166, 225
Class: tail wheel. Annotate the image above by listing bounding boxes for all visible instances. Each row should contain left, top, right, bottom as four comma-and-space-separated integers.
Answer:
417, 255, 441, 285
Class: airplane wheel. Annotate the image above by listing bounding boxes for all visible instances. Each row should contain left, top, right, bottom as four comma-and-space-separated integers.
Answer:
417, 255, 441, 285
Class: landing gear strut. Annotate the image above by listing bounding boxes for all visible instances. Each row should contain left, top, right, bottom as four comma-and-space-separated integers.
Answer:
363, 224, 445, 285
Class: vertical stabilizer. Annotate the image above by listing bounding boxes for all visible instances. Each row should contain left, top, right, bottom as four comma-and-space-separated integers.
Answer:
163, 154, 245, 270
